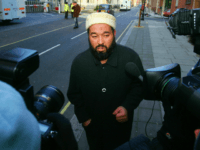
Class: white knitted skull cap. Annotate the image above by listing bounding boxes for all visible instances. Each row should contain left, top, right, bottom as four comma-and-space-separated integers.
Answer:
86, 12, 116, 30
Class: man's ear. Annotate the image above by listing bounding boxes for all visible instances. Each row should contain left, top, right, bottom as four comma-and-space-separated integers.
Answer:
114, 30, 116, 37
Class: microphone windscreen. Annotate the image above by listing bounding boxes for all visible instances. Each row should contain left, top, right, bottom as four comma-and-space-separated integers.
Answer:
125, 62, 141, 77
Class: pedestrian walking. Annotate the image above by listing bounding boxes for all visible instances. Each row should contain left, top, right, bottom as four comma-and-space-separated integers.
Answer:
67, 12, 144, 150
72, 1, 80, 29
71, 3, 74, 18
64, 2, 69, 19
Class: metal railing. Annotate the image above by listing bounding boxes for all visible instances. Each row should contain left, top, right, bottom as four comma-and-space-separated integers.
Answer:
25, 1, 44, 13
25, 1, 56, 13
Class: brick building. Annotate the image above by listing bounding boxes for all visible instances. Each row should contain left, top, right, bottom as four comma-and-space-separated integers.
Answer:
146, 0, 200, 15
170, 0, 200, 14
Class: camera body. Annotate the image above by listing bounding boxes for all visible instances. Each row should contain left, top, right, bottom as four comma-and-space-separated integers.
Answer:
146, 9, 200, 120
0, 47, 64, 139
168, 8, 200, 35
143, 63, 200, 120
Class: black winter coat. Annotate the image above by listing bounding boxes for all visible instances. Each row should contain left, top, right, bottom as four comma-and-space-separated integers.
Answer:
67, 44, 144, 136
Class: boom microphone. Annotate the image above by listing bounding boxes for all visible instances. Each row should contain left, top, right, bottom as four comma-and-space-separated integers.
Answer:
125, 62, 143, 82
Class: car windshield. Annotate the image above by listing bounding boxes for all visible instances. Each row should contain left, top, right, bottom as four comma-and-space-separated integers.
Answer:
99, 5, 109, 9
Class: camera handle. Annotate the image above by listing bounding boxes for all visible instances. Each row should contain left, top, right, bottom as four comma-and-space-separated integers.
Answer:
17, 78, 35, 115
193, 36, 200, 55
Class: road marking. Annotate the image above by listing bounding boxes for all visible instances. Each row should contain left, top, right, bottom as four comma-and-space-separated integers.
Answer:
135, 11, 139, 16
0, 21, 85, 48
117, 15, 121, 17
43, 13, 55, 17
148, 26, 165, 28
60, 101, 71, 114
116, 20, 134, 42
71, 31, 87, 39
39, 44, 61, 56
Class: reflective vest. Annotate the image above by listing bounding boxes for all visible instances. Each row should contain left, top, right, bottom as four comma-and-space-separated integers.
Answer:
64, 4, 69, 11
71, 4, 74, 12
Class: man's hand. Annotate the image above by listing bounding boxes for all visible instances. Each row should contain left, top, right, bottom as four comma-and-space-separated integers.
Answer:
83, 119, 91, 127
113, 106, 128, 123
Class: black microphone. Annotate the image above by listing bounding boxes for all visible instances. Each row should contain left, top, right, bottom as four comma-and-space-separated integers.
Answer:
125, 62, 143, 82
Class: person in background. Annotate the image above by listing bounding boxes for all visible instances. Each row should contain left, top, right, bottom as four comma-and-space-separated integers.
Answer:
71, 3, 74, 18
72, 1, 80, 29
64, 2, 69, 19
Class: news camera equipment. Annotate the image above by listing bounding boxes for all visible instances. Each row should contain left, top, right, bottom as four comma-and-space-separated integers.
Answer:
0, 47, 65, 139
126, 61, 200, 118
165, 8, 200, 55
126, 62, 200, 138
168, 8, 200, 36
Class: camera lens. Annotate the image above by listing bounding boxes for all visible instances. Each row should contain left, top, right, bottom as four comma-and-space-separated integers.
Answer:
34, 85, 65, 120
157, 72, 180, 104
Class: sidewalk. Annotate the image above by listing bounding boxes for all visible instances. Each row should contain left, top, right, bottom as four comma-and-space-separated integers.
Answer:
74, 8, 198, 149
142, 7, 169, 19
122, 14, 198, 142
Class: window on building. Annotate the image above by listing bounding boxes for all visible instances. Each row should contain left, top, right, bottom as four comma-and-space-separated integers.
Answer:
186, 0, 191, 4
87, 0, 89, 3
175, 0, 178, 6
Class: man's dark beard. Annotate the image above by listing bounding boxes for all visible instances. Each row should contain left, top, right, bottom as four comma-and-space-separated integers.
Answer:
89, 37, 116, 61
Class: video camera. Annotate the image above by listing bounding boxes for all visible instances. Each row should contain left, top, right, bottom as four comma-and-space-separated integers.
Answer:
167, 8, 200, 37
166, 8, 200, 54
126, 8, 200, 120
0, 47, 65, 140
126, 62, 200, 119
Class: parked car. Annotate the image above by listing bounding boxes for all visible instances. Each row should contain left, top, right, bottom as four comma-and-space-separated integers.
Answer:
169, 8, 187, 18
163, 9, 171, 17
97, 4, 114, 16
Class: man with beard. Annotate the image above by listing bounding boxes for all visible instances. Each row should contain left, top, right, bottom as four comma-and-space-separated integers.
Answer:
67, 12, 144, 150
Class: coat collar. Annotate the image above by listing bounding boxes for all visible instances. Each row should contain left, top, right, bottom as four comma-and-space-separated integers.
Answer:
92, 44, 118, 67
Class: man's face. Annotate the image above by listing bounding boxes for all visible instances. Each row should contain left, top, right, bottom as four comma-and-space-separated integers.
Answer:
88, 23, 116, 61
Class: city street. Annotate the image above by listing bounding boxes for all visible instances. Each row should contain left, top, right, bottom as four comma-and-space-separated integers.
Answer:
0, 7, 141, 149
1, 6, 196, 149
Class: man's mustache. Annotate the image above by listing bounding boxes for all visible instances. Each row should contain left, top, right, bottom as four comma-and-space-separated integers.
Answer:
96, 45, 107, 49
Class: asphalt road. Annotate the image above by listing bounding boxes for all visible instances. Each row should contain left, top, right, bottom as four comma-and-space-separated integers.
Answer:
0, 7, 141, 149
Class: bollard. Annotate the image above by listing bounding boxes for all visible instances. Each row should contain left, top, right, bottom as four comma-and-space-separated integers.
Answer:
58, 4, 60, 14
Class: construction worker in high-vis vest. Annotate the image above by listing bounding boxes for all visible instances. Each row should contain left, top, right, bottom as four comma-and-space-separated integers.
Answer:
64, 2, 69, 19
71, 3, 74, 18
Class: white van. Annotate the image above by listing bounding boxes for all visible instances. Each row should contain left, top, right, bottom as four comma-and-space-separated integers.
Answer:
0, 0, 26, 23
120, 0, 131, 11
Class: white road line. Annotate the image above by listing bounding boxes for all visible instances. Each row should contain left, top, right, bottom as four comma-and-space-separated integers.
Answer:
71, 31, 87, 39
39, 44, 61, 56
43, 13, 55, 16
135, 11, 139, 17
117, 15, 121, 17
116, 20, 134, 42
